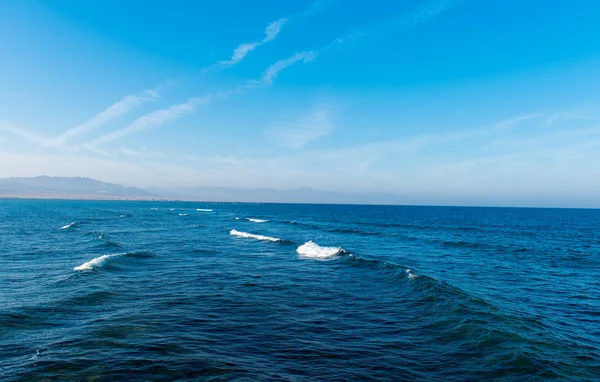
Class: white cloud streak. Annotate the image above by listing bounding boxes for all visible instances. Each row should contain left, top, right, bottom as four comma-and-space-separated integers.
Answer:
86, 95, 211, 148
220, 18, 289, 67
323, 0, 460, 52
49, 89, 159, 147
259, 51, 319, 85
493, 113, 541, 131
0, 121, 51, 146
264, 104, 335, 149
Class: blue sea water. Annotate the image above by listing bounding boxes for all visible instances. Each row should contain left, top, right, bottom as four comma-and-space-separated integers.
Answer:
1, 199, 599, 381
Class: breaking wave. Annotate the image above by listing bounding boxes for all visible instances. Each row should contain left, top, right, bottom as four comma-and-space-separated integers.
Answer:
230, 229, 281, 242
61, 222, 77, 230
197, 209, 213, 212
297, 241, 346, 259
248, 218, 269, 223
73, 253, 127, 271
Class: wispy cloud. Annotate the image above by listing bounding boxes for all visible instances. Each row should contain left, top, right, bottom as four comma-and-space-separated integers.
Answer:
220, 18, 289, 67
0, 121, 51, 146
406, 0, 461, 26
118, 147, 166, 158
324, 0, 460, 52
493, 113, 541, 131
263, 104, 335, 149
85, 95, 211, 148
304, 0, 334, 16
119, 148, 141, 156
48, 89, 159, 147
61, 0, 456, 152
546, 103, 600, 125
263, 18, 288, 42
252, 0, 459, 87
258, 51, 319, 85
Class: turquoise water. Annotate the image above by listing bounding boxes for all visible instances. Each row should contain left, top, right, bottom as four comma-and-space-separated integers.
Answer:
1, 200, 599, 380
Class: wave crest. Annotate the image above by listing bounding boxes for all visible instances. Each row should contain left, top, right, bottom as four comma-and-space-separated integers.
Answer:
230, 229, 280, 242
248, 218, 268, 223
197, 209, 213, 212
297, 241, 345, 259
61, 222, 77, 230
73, 253, 127, 271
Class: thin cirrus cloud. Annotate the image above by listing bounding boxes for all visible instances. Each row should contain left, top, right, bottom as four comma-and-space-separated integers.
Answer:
263, 104, 335, 149
323, 0, 461, 52
48, 88, 160, 147
218, 18, 289, 67
75, 0, 458, 151
84, 95, 212, 149
0, 120, 51, 146
51, 14, 293, 151
258, 51, 319, 85
218, 0, 333, 68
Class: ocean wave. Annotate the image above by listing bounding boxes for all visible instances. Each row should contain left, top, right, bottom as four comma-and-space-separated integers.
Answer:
406, 269, 419, 279
197, 209, 213, 212
297, 241, 346, 259
247, 218, 269, 223
230, 229, 281, 242
73, 253, 127, 271
327, 227, 382, 237
61, 222, 77, 230
94, 240, 123, 251
179, 213, 188, 216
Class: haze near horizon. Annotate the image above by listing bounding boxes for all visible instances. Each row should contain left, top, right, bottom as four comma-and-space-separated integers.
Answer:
1, 0, 600, 207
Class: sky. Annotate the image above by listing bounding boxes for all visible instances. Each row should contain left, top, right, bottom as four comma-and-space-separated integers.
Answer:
1, 0, 600, 207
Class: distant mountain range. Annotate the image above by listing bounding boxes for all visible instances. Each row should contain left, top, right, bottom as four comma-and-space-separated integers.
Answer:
0, 176, 151, 199
0, 176, 406, 204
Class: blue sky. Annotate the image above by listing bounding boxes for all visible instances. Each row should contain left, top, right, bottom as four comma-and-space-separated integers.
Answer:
1, 0, 600, 206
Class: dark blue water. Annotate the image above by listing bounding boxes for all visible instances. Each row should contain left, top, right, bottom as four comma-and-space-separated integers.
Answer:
1, 200, 599, 381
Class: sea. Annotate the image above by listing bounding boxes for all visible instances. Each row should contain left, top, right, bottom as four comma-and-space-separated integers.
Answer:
0, 199, 599, 381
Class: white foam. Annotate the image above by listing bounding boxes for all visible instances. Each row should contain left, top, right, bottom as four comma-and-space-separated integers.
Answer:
235, 217, 241, 220
170, 208, 175, 211
230, 229, 280, 242
61, 222, 76, 230
179, 213, 188, 216
406, 269, 419, 279
197, 209, 213, 212
119, 215, 126, 218
297, 241, 344, 259
150, 207, 159, 210
248, 218, 269, 223
73, 253, 126, 271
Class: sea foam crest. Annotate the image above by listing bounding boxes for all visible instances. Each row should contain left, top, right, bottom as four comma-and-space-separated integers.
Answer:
248, 218, 269, 223
406, 269, 419, 280
61, 222, 77, 230
297, 241, 345, 259
197, 209, 213, 212
230, 229, 280, 242
179, 213, 188, 216
73, 253, 126, 271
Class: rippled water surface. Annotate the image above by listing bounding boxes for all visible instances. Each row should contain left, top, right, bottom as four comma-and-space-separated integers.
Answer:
1, 200, 599, 381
